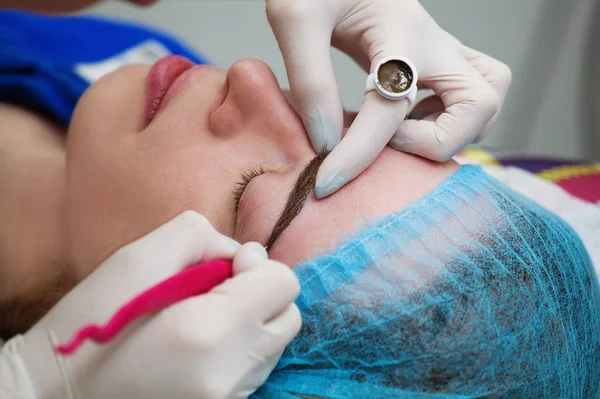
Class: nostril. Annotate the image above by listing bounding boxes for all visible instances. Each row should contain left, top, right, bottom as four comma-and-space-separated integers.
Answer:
208, 88, 244, 137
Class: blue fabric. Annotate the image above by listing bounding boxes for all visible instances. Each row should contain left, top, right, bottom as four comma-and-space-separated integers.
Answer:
0, 10, 209, 126
253, 165, 600, 398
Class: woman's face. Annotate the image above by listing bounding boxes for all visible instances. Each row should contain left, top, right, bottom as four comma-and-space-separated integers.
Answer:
67, 56, 310, 277
65, 56, 459, 278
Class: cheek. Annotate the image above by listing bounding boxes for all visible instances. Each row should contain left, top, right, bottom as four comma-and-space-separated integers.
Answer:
69, 65, 149, 137
65, 145, 166, 277
65, 141, 229, 278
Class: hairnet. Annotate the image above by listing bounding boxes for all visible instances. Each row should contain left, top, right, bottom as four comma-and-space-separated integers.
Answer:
253, 165, 600, 399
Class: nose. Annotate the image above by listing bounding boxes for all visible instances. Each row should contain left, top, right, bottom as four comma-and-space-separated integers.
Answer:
210, 58, 312, 159
226, 59, 286, 116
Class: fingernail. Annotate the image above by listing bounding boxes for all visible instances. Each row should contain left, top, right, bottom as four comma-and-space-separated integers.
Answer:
315, 171, 348, 199
306, 119, 327, 152
305, 116, 340, 152
244, 242, 268, 259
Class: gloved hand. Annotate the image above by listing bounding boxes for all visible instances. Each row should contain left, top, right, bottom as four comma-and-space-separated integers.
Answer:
267, 0, 512, 198
0, 211, 301, 399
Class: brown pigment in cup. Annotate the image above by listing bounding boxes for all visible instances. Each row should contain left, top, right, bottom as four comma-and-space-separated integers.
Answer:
377, 60, 414, 93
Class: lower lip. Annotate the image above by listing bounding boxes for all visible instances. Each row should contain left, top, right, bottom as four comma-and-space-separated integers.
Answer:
144, 55, 195, 126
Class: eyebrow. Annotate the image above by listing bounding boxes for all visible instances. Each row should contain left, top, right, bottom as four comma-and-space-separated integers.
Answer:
264, 149, 330, 250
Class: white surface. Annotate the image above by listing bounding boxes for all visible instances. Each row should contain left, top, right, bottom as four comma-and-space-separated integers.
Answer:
84, 0, 599, 160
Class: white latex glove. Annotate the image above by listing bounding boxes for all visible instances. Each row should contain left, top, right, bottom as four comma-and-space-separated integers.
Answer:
0, 211, 301, 399
267, 0, 512, 198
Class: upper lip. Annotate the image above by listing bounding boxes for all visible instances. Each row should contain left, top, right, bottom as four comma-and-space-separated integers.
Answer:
144, 55, 195, 127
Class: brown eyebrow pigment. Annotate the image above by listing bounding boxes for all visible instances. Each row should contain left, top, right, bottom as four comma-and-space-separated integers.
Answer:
264, 149, 330, 250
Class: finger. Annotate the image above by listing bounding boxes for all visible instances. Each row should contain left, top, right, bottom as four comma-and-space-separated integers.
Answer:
264, 303, 302, 342
460, 45, 513, 141
234, 351, 283, 398
261, 304, 302, 358
343, 109, 358, 129
408, 95, 444, 121
389, 55, 500, 162
315, 92, 410, 199
267, 2, 343, 152
214, 259, 300, 322
232, 242, 268, 275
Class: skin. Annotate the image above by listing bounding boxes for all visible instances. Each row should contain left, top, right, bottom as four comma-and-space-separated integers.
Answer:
0, 58, 459, 301
0, 103, 68, 300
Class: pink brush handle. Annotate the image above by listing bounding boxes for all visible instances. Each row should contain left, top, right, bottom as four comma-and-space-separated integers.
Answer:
55, 259, 233, 356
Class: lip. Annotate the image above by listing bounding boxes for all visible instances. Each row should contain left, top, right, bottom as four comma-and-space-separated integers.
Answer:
144, 55, 195, 126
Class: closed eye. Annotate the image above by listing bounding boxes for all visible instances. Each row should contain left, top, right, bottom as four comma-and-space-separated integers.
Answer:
232, 166, 266, 213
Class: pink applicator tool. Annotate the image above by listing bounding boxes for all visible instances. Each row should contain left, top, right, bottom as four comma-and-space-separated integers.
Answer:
54, 259, 233, 356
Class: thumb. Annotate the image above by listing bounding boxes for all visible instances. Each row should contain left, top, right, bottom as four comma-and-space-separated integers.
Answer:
233, 242, 268, 275
267, 1, 343, 152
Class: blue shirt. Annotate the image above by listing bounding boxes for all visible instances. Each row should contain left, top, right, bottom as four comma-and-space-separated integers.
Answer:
0, 10, 209, 126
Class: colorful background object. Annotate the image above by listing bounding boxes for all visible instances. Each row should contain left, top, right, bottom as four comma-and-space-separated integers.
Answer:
457, 147, 600, 205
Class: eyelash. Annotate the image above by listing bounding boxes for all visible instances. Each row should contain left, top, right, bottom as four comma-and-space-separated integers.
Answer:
232, 166, 266, 213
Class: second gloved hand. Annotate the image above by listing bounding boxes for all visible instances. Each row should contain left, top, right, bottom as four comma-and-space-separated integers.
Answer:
267, 0, 512, 198
1, 211, 301, 399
